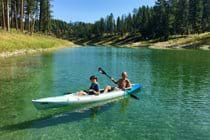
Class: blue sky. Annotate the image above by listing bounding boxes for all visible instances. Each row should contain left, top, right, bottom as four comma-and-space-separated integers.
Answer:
52, 0, 156, 23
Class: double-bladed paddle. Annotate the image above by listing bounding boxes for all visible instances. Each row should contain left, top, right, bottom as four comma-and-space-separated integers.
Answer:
98, 67, 139, 100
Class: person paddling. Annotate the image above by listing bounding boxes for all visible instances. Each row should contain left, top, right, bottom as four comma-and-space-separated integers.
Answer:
77, 75, 100, 96
104, 72, 132, 92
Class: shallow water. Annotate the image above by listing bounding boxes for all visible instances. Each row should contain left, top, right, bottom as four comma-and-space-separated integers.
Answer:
0, 46, 210, 139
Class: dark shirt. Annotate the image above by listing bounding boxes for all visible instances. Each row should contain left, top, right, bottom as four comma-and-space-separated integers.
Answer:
88, 83, 100, 95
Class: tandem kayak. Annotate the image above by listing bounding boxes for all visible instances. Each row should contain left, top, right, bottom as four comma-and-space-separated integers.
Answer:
32, 84, 141, 110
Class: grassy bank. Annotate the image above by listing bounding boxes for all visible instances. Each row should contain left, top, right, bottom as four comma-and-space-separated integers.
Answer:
148, 32, 210, 50
73, 32, 210, 50
0, 30, 74, 57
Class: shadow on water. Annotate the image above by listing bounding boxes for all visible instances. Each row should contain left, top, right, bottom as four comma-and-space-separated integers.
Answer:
0, 97, 131, 131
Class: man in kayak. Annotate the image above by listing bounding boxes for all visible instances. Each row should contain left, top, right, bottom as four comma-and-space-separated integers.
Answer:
77, 75, 100, 96
104, 72, 132, 93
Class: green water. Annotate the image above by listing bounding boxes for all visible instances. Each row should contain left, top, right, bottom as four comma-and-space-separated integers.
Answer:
0, 46, 210, 140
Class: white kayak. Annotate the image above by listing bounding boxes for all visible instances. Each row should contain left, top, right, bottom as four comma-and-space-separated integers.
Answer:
32, 84, 141, 110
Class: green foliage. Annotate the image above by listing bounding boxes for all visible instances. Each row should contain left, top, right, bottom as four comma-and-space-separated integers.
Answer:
138, 6, 153, 39
2, 0, 209, 42
174, 0, 188, 34
39, 0, 51, 33
65, 0, 209, 42
0, 0, 51, 34
189, 0, 203, 33
106, 13, 115, 34
202, 0, 210, 31
51, 19, 72, 39
0, 1, 2, 27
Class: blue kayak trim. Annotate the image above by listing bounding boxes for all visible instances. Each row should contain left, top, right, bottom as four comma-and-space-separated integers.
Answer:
126, 84, 142, 94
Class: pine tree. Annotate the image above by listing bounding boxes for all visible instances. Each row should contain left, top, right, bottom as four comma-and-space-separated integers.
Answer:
106, 13, 115, 34
194, 0, 203, 33
99, 18, 105, 35
139, 6, 152, 39
121, 15, 127, 34
174, 0, 189, 34
25, 0, 39, 35
202, 0, 210, 31
189, 0, 203, 33
0, 0, 2, 28
135, 7, 143, 34
168, 0, 177, 35
116, 16, 122, 34
39, 0, 51, 33
92, 21, 101, 36
126, 13, 133, 33
11, 0, 19, 30
132, 8, 138, 34
1, 0, 6, 30
5, 0, 10, 31
153, 0, 170, 40
20, 0, 24, 32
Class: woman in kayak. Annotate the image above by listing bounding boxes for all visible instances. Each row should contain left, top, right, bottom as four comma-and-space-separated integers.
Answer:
104, 72, 131, 93
77, 75, 100, 96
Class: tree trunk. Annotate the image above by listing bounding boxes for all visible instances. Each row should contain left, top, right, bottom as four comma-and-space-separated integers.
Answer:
6, 0, 10, 31
14, 0, 18, 30
28, 15, 31, 33
30, 17, 35, 35
2, 0, 6, 30
20, 0, 24, 32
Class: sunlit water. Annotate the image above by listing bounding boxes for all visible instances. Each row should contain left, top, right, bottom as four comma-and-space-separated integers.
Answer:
0, 46, 210, 139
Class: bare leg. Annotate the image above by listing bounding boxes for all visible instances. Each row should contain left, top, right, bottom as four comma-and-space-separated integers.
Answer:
77, 90, 87, 96
104, 86, 112, 93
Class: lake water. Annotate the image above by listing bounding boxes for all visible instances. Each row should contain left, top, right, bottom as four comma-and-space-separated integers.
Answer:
0, 46, 210, 140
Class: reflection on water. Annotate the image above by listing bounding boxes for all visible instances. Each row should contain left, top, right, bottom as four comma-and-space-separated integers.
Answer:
0, 97, 130, 132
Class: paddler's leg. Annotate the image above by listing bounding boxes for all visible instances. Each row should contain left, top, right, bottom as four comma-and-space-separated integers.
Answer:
103, 85, 112, 93
77, 90, 88, 96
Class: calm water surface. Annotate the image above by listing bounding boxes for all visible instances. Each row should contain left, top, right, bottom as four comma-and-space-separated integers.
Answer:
0, 46, 210, 140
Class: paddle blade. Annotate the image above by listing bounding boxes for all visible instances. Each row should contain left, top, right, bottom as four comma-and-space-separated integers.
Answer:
98, 67, 106, 75
130, 94, 140, 100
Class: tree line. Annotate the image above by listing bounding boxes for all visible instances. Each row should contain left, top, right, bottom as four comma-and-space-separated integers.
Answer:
1, 0, 210, 41
68, 0, 210, 41
0, 0, 51, 34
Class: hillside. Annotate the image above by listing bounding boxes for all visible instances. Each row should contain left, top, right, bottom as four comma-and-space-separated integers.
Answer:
73, 32, 210, 50
0, 30, 74, 57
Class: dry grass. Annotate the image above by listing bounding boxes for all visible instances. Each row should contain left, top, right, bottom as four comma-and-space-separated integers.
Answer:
0, 30, 73, 53
76, 32, 210, 50
149, 32, 210, 49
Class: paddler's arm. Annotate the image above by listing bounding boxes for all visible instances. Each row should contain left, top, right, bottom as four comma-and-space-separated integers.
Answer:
127, 79, 132, 88
122, 79, 132, 90
111, 77, 118, 84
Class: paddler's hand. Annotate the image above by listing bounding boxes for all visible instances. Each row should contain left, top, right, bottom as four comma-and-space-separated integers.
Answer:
95, 92, 99, 96
111, 77, 117, 84
121, 88, 126, 91
88, 89, 94, 92
89, 89, 99, 95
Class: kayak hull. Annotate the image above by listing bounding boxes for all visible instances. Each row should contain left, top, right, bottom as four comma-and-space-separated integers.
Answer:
32, 84, 141, 110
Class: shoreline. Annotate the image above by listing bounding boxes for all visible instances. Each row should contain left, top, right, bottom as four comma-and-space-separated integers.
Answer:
0, 30, 78, 58
0, 43, 79, 58
73, 32, 210, 50
1, 32, 210, 58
